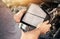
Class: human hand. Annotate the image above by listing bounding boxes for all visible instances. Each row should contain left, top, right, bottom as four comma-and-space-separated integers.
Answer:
37, 20, 51, 34
14, 9, 26, 23
13, 7, 51, 39
21, 21, 51, 39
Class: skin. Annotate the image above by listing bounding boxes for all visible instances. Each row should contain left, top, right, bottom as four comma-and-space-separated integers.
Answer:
14, 9, 51, 39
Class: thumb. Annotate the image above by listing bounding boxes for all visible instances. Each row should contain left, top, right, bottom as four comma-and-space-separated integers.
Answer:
14, 9, 27, 23
18, 9, 27, 19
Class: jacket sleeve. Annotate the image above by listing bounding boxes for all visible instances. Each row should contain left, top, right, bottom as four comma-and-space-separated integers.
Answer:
0, 4, 21, 39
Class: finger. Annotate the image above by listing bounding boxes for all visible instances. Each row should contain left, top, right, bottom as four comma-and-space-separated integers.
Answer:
37, 23, 43, 28
43, 20, 49, 24
47, 24, 51, 27
46, 24, 51, 32
17, 9, 27, 17
14, 9, 27, 23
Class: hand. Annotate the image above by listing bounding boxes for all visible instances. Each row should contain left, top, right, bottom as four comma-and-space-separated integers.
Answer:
21, 21, 51, 39
14, 9, 26, 23
37, 21, 51, 34
13, 8, 51, 39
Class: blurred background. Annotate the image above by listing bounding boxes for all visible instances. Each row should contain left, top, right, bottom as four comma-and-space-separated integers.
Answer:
2, 0, 43, 7
2, 0, 43, 14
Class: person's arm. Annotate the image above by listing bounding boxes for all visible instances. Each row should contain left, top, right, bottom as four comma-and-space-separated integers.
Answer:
14, 8, 51, 39
20, 21, 51, 39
